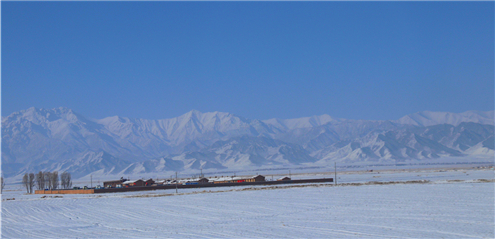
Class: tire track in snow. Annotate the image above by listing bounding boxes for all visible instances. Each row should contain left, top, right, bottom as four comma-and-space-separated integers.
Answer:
312, 220, 488, 238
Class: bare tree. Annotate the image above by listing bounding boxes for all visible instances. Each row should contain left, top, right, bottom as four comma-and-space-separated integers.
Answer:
22, 173, 29, 193
44, 171, 52, 190
60, 172, 72, 189
67, 172, 72, 189
51, 171, 59, 190
1, 176, 5, 193
28, 173, 35, 193
35, 171, 44, 190
61, 172, 66, 189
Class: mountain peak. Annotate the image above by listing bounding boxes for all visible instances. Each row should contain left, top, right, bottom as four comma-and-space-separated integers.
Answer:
2, 106, 81, 125
263, 113, 342, 130
186, 109, 202, 115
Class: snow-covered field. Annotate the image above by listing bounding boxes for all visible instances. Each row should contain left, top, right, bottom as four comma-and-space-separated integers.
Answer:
2, 168, 494, 238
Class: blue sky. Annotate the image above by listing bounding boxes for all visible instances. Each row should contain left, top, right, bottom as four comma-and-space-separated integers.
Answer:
2, 2, 493, 120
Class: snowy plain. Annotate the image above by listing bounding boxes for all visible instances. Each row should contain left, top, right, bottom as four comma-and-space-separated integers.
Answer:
2, 168, 494, 238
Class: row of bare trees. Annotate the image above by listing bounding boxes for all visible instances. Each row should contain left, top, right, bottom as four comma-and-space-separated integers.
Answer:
22, 173, 36, 194
1, 177, 5, 194
22, 171, 72, 194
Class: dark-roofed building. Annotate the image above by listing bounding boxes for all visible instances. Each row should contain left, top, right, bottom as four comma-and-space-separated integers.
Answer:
145, 179, 155, 186
197, 178, 209, 184
252, 175, 265, 182
103, 178, 127, 188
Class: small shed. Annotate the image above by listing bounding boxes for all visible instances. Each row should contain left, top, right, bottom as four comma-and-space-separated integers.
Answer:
197, 177, 209, 184
252, 175, 266, 182
145, 179, 155, 186
277, 177, 291, 181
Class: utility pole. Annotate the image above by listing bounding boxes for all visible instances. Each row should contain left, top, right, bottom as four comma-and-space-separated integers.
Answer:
334, 162, 337, 185
289, 170, 291, 179
175, 172, 178, 194
91, 174, 92, 188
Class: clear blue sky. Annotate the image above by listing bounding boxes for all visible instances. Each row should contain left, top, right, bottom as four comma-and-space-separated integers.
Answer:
2, 2, 494, 120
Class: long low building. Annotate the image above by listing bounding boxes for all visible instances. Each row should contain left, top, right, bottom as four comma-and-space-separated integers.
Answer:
122, 179, 155, 187
103, 178, 127, 188
209, 175, 265, 184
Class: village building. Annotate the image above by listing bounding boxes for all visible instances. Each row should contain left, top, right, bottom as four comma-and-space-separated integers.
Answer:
210, 175, 265, 184
145, 179, 155, 186
277, 176, 291, 181
103, 178, 128, 188
197, 177, 209, 183
154, 180, 166, 185
250, 175, 266, 182
210, 177, 237, 184
123, 179, 145, 187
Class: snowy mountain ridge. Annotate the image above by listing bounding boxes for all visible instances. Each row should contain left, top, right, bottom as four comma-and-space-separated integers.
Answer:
2, 107, 493, 178
394, 110, 494, 127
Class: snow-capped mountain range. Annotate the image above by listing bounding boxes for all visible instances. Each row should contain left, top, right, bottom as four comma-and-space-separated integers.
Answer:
2, 107, 493, 178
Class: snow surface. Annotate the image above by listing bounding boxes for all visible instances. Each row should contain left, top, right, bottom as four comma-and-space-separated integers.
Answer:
2, 169, 494, 238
